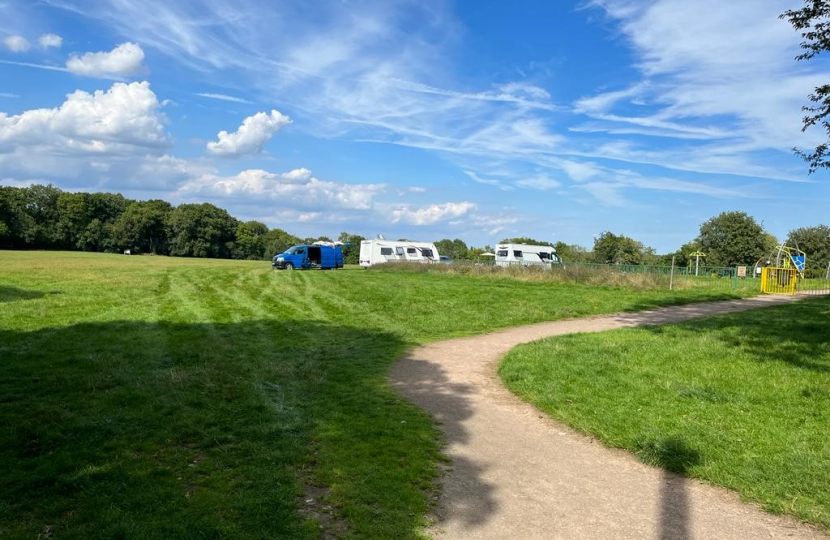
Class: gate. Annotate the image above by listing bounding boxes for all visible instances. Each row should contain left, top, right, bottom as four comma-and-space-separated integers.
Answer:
761, 267, 798, 294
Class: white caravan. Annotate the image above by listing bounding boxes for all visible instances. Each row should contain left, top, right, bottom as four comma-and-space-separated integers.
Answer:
495, 244, 560, 267
359, 240, 440, 268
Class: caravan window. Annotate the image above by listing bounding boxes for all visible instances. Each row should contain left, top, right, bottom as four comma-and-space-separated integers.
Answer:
513, 250, 523, 258
396, 246, 405, 256
539, 252, 551, 260
422, 249, 434, 258
497, 250, 508, 257
407, 248, 417, 254
381, 247, 393, 256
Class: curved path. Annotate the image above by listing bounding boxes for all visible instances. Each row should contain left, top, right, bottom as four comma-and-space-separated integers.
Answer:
390, 295, 827, 540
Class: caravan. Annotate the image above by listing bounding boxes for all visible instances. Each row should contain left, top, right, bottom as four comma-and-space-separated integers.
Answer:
359, 239, 440, 267
495, 243, 560, 267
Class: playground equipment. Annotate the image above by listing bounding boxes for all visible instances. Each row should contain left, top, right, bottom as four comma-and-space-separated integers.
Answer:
756, 244, 806, 294
688, 251, 706, 276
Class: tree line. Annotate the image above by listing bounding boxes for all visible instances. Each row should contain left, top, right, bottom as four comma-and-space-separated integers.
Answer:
447, 212, 830, 272
2, 185, 829, 272
0, 184, 368, 263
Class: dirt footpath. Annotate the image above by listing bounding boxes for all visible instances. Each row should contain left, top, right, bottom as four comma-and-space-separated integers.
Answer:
390, 295, 827, 540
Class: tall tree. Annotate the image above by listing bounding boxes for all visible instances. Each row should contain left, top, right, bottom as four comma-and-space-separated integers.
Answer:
234, 221, 269, 260
434, 238, 469, 260
167, 203, 238, 258
113, 200, 173, 254
553, 241, 590, 263
696, 211, 769, 266
787, 224, 830, 273
592, 232, 655, 265
262, 228, 302, 258
781, 1, 830, 172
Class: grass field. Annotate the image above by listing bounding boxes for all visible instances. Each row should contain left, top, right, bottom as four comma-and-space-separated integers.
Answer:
500, 297, 830, 531
1, 251, 754, 539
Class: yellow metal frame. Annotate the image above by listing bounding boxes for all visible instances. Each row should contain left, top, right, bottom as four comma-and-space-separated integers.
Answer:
761, 267, 798, 294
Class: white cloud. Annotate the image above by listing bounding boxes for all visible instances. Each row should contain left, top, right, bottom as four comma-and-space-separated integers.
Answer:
0, 81, 168, 156
196, 92, 254, 104
38, 33, 62, 49
206, 110, 291, 157
516, 174, 560, 190
3, 35, 30, 52
66, 42, 146, 78
0, 93, 20, 98
558, 160, 602, 182
178, 168, 384, 211
576, 0, 825, 177
391, 202, 475, 225
464, 170, 515, 191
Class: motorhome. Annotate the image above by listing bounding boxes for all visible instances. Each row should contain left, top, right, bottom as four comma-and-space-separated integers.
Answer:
495, 243, 560, 267
359, 239, 440, 268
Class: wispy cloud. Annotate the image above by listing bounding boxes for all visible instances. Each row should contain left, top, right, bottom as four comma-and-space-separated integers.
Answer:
0, 59, 70, 72
195, 92, 254, 104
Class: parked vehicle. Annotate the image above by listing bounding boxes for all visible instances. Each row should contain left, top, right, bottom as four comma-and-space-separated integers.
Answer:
439, 256, 452, 264
495, 243, 560, 267
272, 243, 344, 270
359, 239, 440, 268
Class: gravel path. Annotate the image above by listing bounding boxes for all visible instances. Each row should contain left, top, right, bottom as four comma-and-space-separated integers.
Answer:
390, 295, 827, 540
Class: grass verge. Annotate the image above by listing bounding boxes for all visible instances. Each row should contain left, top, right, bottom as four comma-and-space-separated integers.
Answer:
500, 296, 830, 531
2, 251, 755, 539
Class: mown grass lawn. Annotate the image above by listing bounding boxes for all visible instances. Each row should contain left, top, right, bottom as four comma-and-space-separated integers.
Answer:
500, 296, 830, 531
1, 251, 752, 539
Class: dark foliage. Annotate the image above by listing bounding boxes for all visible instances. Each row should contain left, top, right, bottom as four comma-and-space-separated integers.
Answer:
0, 184, 370, 262
781, 1, 830, 173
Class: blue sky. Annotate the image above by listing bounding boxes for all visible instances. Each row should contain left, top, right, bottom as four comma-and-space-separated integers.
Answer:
1, 0, 828, 252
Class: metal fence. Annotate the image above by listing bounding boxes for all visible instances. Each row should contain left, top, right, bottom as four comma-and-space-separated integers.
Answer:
409, 259, 830, 295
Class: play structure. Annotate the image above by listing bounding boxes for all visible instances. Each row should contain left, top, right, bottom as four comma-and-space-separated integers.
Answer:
755, 244, 806, 294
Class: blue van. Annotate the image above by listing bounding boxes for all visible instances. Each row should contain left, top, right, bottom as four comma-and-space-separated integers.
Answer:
272, 244, 344, 270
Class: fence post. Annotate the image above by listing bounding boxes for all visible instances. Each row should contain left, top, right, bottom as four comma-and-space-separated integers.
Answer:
670, 256, 675, 291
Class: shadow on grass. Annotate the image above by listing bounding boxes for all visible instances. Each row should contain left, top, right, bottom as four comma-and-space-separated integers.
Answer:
643, 296, 830, 373
391, 349, 497, 531
0, 319, 443, 540
0, 286, 52, 303
637, 437, 700, 540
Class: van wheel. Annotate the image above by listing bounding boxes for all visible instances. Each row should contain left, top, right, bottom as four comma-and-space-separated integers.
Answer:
285, 262, 294, 270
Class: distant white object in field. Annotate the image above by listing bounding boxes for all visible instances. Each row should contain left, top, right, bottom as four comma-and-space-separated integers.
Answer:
123, 249, 131, 255
495, 244, 560, 267
359, 239, 440, 267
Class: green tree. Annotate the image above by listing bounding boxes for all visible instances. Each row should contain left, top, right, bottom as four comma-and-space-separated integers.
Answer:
499, 236, 551, 246
434, 238, 469, 260
781, 1, 830, 172
553, 242, 590, 263
113, 200, 174, 254
55, 192, 93, 249
234, 221, 269, 260
696, 211, 769, 267
592, 232, 655, 265
662, 241, 702, 267
787, 224, 830, 273
262, 228, 302, 258
5, 184, 62, 247
337, 232, 366, 265
167, 203, 238, 258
